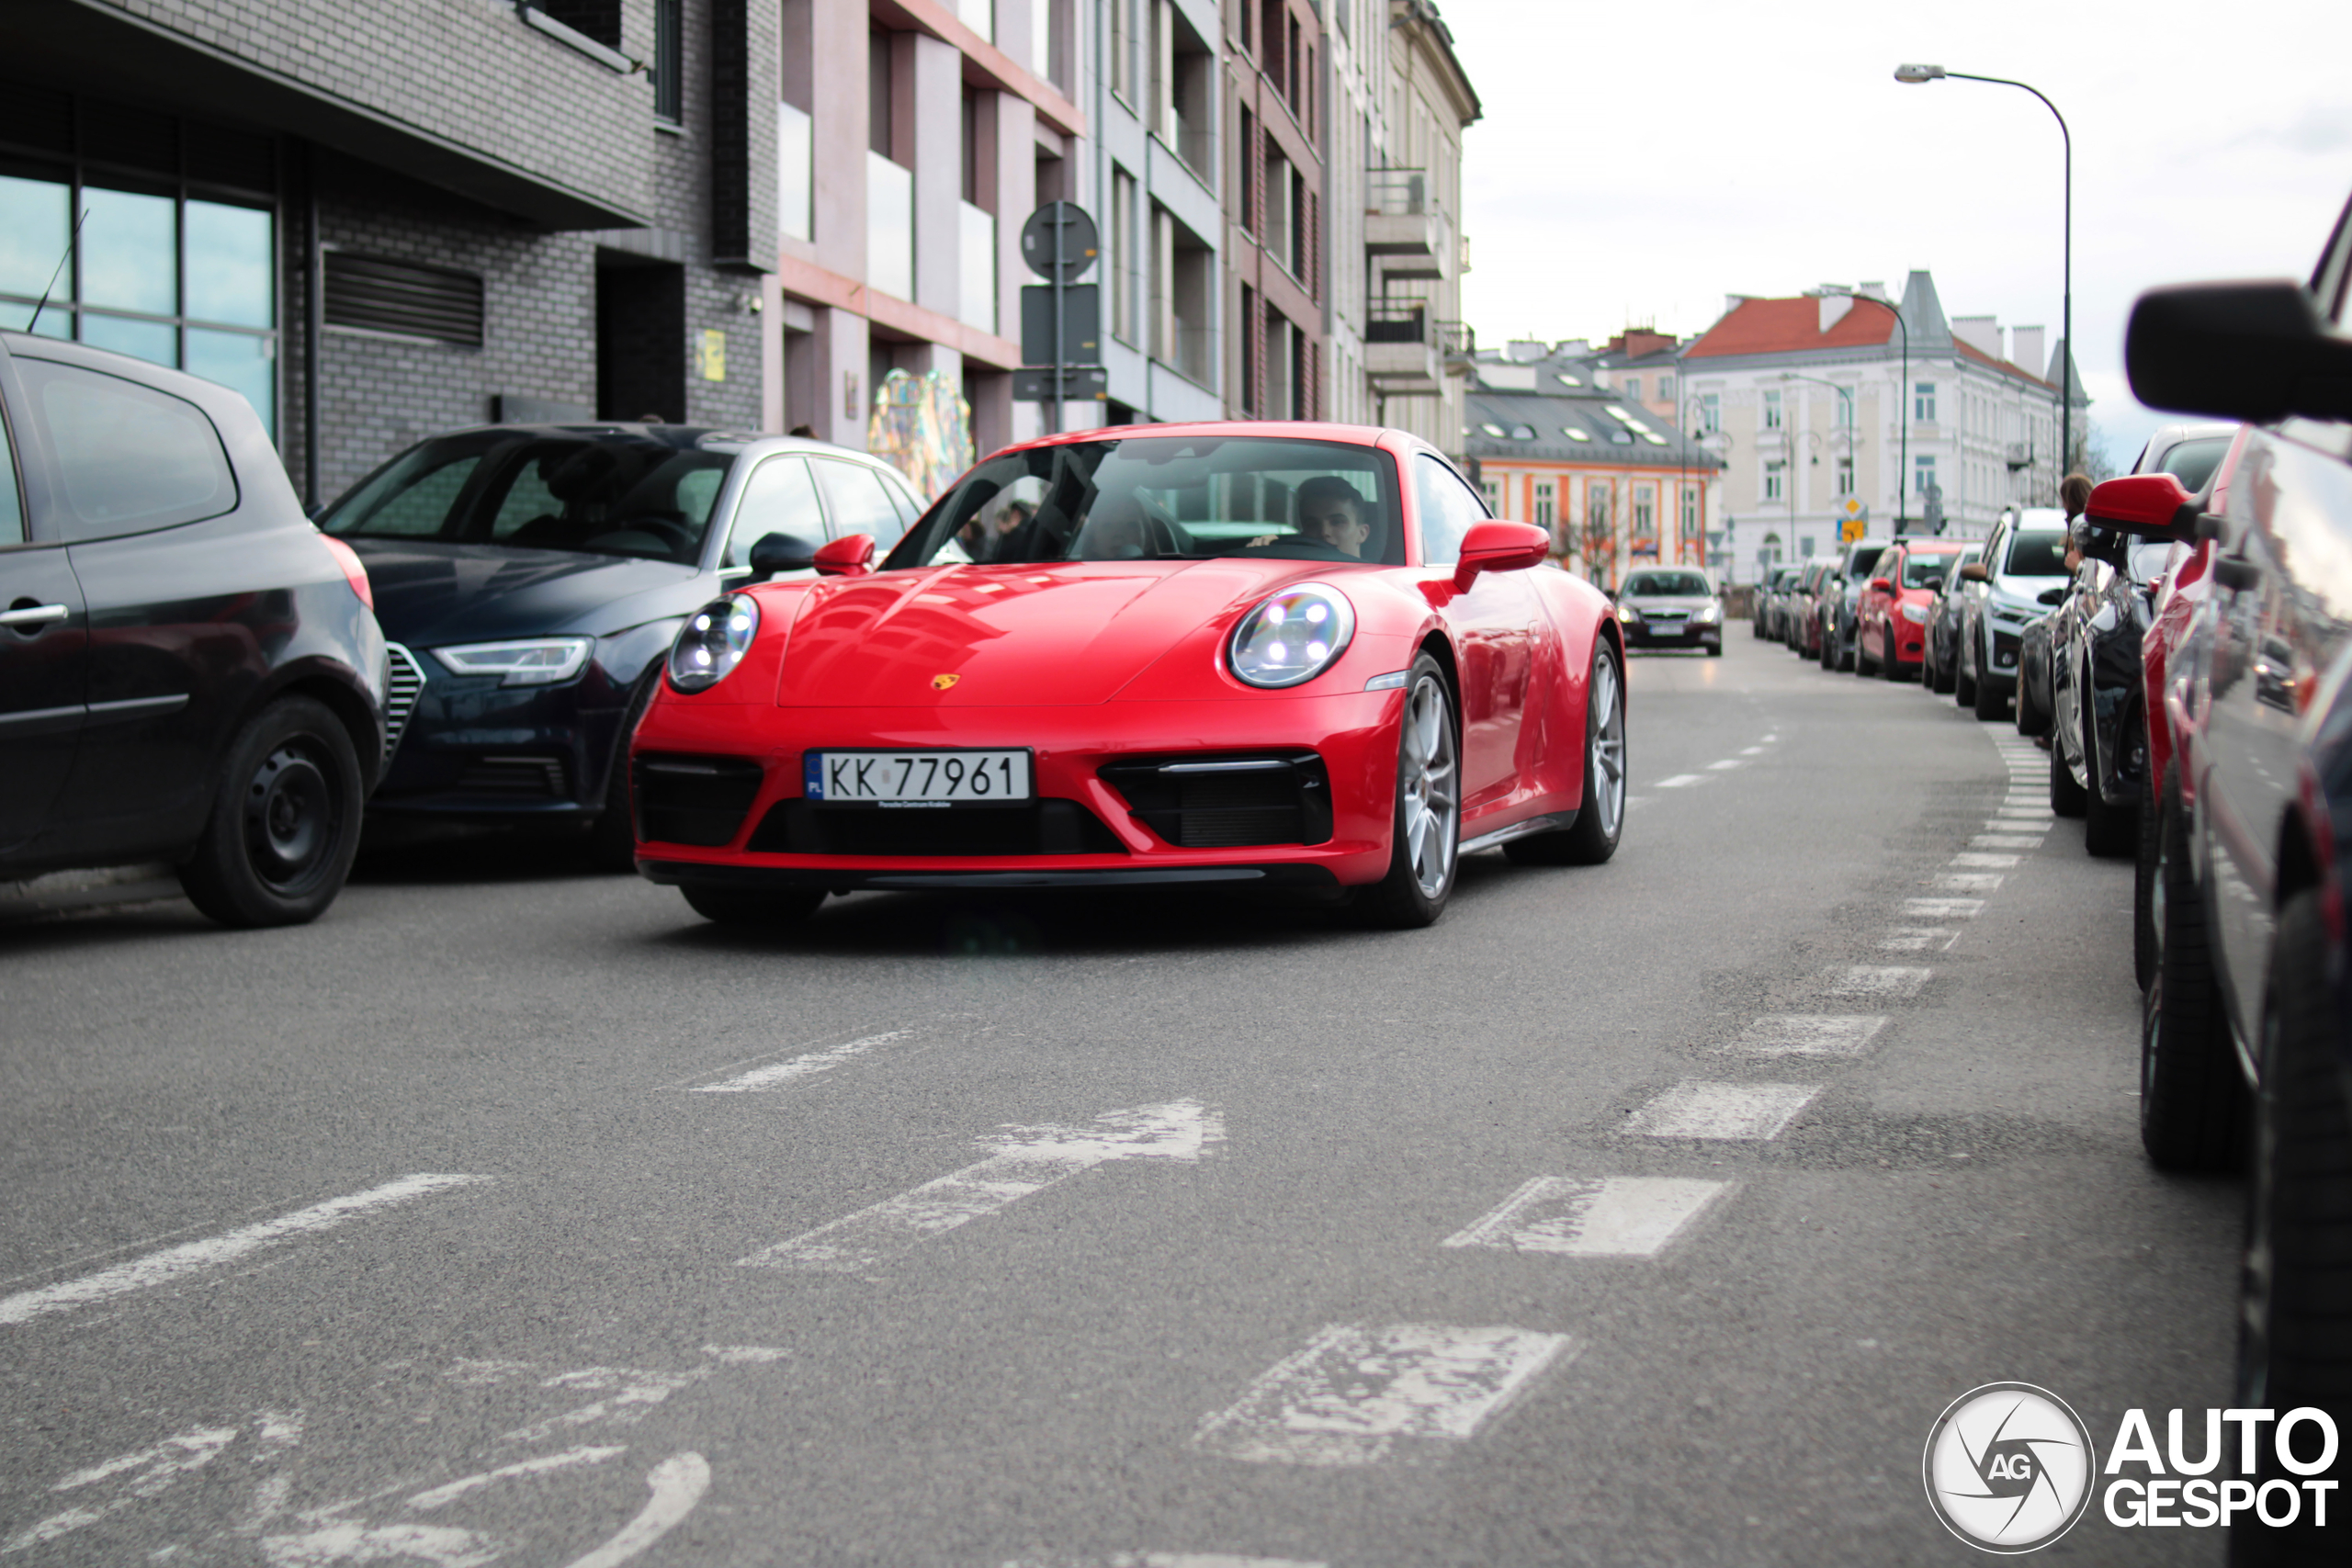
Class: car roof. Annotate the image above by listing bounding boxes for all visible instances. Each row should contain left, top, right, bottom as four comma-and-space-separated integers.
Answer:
2, 327, 259, 412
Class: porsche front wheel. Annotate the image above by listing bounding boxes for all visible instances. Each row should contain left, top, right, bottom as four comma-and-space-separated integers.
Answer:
1355, 655, 1459, 929
1507, 640, 1625, 867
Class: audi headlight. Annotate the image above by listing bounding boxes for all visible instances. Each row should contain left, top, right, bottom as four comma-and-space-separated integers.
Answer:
1227, 583, 1355, 689
432, 637, 593, 686
667, 595, 761, 694
1901, 604, 1931, 625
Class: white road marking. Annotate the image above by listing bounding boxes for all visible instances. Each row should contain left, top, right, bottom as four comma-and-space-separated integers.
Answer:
260, 1524, 501, 1567
1191, 1323, 1575, 1466
1739, 746, 1764, 755
0, 1176, 493, 1327
1949, 852, 2021, 869
1761, 734, 1779, 743
1654, 774, 1705, 788
739, 1100, 1221, 1272
1727, 1015, 1889, 1056
1443, 1176, 1732, 1257
1904, 897, 1984, 919
1972, 834, 2044, 850
1705, 759, 1745, 771
1883, 928, 1960, 953
1826, 965, 1931, 999
687, 1031, 914, 1093
1933, 873, 2004, 893
1623, 1081, 1820, 1141
2, 1425, 240, 1555
502, 1368, 712, 1444
405, 1447, 627, 1510
1004, 1553, 1329, 1567
556, 1453, 708, 1568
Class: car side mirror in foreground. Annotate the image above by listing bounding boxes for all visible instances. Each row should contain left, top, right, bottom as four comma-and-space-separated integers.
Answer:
812, 532, 876, 577
2038, 587, 2067, 607
1453, 521, 1552, 592
1960, 562, 1988, 582
746, 531, 820, 581
2086, 472, 2201, 541
1868, 577, 1894, 594
2126, 279, 2352, 423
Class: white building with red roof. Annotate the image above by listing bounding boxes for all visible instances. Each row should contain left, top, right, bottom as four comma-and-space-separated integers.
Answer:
1679, 271, 2085, 581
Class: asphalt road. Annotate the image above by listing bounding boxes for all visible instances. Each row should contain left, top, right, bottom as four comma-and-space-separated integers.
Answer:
0, 628, 2240, 1567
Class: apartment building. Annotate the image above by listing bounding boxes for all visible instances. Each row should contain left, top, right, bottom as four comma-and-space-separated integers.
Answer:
2, 0, 786, 503
1679, 271, 2085, 581
1219, 0, 1326, 423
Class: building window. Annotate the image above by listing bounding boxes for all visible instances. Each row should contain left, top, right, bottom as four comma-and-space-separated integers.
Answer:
1835, 458, 1853, 497
1799, 535, 1815, 558
1698, 391, 1720, 434
1623, 376, 1641, 402
1239, 282, 1259, 414
1762, 389, 1782, 430
1480, 477, 1502, 513
0, 130, 281, 437
1110, 167, 1137, 344
1762, 530, 1783, 565
1915, 454, 1938, 495
1915, 381, 1936, 423
1632, 483, 1656, 549
652, 0, 684, 124
1534, 479, 1555, 528
1763, 459, 1784, 502
1658, 374, 1676, 403
1238, 108, 1258, 233
1832, 390, 1852, 426
1679, 484, 1698, 537
1111, 0, 1136, 103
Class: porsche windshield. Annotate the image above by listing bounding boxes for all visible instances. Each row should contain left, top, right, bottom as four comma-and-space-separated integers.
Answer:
885, 436, 1407, 569
322, 432, 736, 566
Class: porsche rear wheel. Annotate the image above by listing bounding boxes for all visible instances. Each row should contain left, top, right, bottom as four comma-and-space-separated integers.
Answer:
681, 885, 827, 928
1355, 655, 1459, 928
1510, 639, 1627, 869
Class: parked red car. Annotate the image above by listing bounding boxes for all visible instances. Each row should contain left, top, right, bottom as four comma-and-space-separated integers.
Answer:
628, 423, 1630, 931
1855, 539, 1967, 680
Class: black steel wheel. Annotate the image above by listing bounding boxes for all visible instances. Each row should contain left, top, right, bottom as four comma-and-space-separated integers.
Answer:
177, 695, 366, 928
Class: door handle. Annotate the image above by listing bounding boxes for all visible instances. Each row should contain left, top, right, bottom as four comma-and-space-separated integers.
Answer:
0, 603, 70, 628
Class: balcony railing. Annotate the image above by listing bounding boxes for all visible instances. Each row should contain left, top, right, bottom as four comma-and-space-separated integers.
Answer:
1366, 304, 1426, 344
1366, 167, 1430, 216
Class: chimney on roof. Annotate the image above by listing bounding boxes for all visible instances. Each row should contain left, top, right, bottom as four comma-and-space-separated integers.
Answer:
1819, 291, 1854, 334
1952, 314, 2002, 360
1617, 327, 1675, 358
1858, 281, 1889, 302
2013, 326, 2046, 377
1508, 339, 1547, 363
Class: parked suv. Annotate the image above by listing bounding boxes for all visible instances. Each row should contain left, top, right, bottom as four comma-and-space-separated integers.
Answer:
1953, 510, 2069, 718
0, 332, 386, 926
2120, 193, 2352, 1556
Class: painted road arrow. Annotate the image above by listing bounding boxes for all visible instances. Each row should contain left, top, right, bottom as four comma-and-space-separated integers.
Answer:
737, 1100, 1222, 1272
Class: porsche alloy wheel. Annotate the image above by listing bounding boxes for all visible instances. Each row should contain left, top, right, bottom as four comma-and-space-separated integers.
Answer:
1356, 656, 1460, 928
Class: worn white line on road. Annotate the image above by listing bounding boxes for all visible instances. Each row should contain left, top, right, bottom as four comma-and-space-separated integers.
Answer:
1933, 873, 2005, 893
1729, 1015, 1889, 1056
556, 1453, 708, 1568
1951, 852, 2021, 869
405, 1448, 627, 1511
1972, 834, 2045, 851
1739, 746, 1764, 755
1654, 774, 1705, 789
2, 1424, 241, 1555
1191, 1323, 1576, 1466
1005, 1556, 1327, 1568
1883, 927, 1960, 953
0, 1176, 494, 1327
687, 1031, 914, 1093
1443, 1176, 1732, 1258
1904, 897, 1984, 919
739, 1101, 1220, 1272
1705, 759, 1746, 771
1826, 965, 1931, 999
1623, 1081, 1821, 1141
258, 1521, 501, 1566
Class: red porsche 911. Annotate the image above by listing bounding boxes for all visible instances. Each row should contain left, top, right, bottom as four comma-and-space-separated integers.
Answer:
628, 423, 1628, 929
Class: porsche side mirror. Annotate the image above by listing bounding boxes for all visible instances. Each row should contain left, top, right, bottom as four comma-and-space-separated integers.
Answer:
1452, 522, 1552, 592
812, 532, 876, 578
1960, 562, 1988, 582
747, 531, 820, 581
1867, 577, 1894, 595
2126, 279, 2352, 423
2086, 472, 2200, 541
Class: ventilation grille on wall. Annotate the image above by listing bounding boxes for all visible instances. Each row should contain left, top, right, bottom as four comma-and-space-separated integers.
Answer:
324, 253, 484, 345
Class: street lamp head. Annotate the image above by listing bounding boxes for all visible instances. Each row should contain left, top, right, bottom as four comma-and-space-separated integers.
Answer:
1894, 63, 1946, 84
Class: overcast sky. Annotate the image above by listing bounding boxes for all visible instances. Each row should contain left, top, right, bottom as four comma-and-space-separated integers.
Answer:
1444, 0, 2352, 468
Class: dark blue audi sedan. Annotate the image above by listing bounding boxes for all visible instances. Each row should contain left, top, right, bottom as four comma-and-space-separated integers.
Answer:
322, 423, 924, 866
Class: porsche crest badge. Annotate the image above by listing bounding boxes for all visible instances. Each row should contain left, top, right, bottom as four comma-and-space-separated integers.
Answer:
931, 673, 960, 691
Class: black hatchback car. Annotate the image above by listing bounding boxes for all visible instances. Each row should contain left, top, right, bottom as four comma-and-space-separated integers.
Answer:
0, 332, 386, 926
322, 424, 926, 864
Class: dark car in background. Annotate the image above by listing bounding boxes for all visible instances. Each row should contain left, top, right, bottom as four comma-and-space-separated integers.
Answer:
1615, 567, 1723, 654
1953, 509, 2070, 718
323, 424, 925, 865
1754, 563, 1800, 639
2046, 422, 2237, 855
1818, 537, 1889, 671
1789, 559, 1834, 658
2120, 198, 2352, 1554
1921, 542, 1982, 694
0, 332, 385, 926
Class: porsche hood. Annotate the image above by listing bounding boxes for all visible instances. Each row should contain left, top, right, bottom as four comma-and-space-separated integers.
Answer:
768, 559, 1320, 706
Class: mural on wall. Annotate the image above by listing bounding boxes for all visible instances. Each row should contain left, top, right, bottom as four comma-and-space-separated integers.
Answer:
868, 369, 975, 502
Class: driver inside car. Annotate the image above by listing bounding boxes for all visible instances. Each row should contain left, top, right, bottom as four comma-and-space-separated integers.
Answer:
1248, 476, 1376, 557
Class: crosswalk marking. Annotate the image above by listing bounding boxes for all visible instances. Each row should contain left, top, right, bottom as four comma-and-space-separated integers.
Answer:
1950, 852, 2021, 869
1443, 1176, 1732, 1258
1826, 966, 1931, 999
1904, 897, 1984, 919
1883, 927, 1960, 953
1191, 1324, 1575, 1467
1972, 833, 2044, 850
1933, 873, 2004, 893
0, 1176, 494, 1327
1729, 1014, 1889, 1055
1623, 1081, 1820, 1141
738, 1101, 1220, 1272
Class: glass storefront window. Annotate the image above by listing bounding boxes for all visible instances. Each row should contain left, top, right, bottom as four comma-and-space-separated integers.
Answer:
186, 200, 273, 327
0, 175, 70, 301
81, 186, 177, 316
80, 312, 177, 367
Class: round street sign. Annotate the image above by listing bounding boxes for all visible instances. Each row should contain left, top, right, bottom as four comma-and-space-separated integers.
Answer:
1020, 202, 1099, 282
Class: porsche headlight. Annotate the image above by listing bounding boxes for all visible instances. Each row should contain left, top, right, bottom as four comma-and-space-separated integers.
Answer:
1227, 583, 1355, 689
667, 595, 761, 694
432, 637, 593, 686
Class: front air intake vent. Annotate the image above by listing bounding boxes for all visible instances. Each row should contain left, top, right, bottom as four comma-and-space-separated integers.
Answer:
745, 799, 1125, 857
635, 754, 764, 846
1099, 752, 1332, 847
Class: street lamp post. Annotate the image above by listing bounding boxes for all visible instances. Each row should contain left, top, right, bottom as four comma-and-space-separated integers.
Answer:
1779, 370, 1858, 544
1895, 62, 2073, 498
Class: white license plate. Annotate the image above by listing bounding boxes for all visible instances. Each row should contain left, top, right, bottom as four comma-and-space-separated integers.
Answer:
805, 750, 1033, 805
